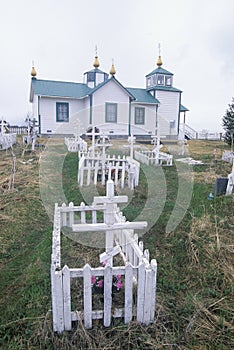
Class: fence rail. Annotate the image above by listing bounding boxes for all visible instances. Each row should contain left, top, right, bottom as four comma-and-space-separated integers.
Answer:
51, 181, 157, 332
134, 150, 173, 166
78, 154, 140, 189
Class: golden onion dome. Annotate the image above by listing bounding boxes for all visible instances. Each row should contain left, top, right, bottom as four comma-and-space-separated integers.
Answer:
109, 62, 116, 76
31, 66, 37, 77
157, 55, 163, 67
93, 55, 100, 68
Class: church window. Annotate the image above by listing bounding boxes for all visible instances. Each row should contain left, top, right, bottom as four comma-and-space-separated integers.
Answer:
87, 72, 95, 82
135, 107, 145, 125
147, 77, 151, 87
165, 76, 172, 86
56, 102, 69, 122
105, 103, 117, 123
157, 75, 164, 85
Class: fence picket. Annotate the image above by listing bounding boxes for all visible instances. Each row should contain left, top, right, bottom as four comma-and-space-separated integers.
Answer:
83, 264, 92, 329
136, 263, 146, 323
150, 259, 157, 322
62, 265, 72, 330
104, 264, 112, 327
124, 263, 133, 324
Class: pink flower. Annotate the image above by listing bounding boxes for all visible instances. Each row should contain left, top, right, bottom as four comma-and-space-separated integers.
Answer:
116, 280, 123, 290
91, 276, 96, 285
102, 261, 107, 267
116, 274, 121, 280
97, 279, 104, 288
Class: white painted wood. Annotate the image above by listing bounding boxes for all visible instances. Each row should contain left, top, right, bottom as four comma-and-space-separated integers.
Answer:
104, 264, 112, 327
124, 263, 133, 324
72, 221, 147, 232
136, 263, 146, 323
226, 162, 234, 195
62, 265, 72, 331
150, 259, 157, 322
54, 269, 65, 333
83, 264, 92, 329
143, 268, 153, 325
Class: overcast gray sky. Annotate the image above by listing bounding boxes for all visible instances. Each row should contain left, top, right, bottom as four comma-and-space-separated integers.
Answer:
1, 0, 234, 132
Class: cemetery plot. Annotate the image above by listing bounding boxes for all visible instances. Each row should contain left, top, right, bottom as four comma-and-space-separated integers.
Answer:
51, 180, 157, 332
134, 135, 173, 166
77, 130, 140, 189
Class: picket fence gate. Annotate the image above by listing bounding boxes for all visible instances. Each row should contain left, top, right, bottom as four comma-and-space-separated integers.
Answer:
64, 136, 88, 153
51, 180, 157, 332
78, 153, 140, 189
0, 133, 17, 150
134, 149, 173, 166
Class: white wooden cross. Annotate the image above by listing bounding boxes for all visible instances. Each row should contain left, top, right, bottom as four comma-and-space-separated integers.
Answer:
226, 161, 234, 195
95, 133, 112, 156
128, 134, 136, 159
72, 180, 147, 265
74, 119, 83, 141
0, 118, 6, 135
86, 127, 100, 156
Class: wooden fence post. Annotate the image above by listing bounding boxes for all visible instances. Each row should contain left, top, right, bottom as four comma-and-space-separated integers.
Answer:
83, 264, 92, 329
104, 264, 112, 327
62, 265, 72, 331
124, 263, 133, 324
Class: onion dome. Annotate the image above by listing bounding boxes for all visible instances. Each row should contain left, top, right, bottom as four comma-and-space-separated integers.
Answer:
31, 66, 37, 77
109, 61, 116, 76
93, 55, 100, 68
157, 55, 163, 67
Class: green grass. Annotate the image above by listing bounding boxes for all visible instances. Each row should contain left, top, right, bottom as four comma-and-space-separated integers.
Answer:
0, 138, 233, 349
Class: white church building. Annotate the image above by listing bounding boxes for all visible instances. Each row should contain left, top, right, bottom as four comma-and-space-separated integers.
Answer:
29, 52, 188, 139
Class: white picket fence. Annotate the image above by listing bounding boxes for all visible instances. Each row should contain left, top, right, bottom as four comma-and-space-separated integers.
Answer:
65, 137, 87, 153
51, 181, 157, 332
134, 150, 173, 166
226, 162, 234, 195
0, 133, 17, 150
78, 153, 140, 189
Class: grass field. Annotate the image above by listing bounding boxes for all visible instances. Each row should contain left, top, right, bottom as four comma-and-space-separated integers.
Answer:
0, 137, 233, 349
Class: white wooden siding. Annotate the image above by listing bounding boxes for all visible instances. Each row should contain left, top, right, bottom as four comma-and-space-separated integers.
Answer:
130, 104, 157, 136
155, 90, 180, 136
39, 97, 88, 134
91, 80, 130, 135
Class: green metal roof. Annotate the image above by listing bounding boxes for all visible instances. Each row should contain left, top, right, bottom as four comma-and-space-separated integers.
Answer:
180, 104, 189, 112
126, 87, 160, 104
31, 78, 92, 99
146, 67, 173, 77
147, 85, 182, 93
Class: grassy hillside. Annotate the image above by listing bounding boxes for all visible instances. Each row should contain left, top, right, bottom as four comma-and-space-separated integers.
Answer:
0, 138, 233, 349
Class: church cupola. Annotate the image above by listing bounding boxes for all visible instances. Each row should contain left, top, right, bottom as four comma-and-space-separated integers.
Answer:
145, 46, 173, 90
84, 48, 108, 88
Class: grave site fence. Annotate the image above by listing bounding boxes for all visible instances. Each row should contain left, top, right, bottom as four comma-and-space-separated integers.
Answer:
51, 201, 157, 333
134, 149, 173, 166
0, 133, 17, 150
78, 154, 140, 189
64, 136, 88, 152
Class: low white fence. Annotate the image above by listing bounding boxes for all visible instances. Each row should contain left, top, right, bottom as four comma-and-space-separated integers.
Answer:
134, 150, 173, 166
0, 133, 17, 150
222, 150, 234, 163
78, 154, 140, 189
51, 181, 157, 332
64, 137, 87, 153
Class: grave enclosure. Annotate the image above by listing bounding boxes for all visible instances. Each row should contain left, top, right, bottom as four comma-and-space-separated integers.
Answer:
76, 131, 140, 190
51, 180, 157, 333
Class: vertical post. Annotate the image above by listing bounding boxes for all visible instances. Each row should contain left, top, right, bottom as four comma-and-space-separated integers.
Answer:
105, 180, 115, 266
83, 264, 92, 329
136, 263, 146, 323
62, 265, 72, 331
104, 263, 112, 327
124, 263, 133, 324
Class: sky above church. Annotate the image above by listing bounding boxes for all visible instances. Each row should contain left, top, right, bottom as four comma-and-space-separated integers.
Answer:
0, 0, 234, 132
